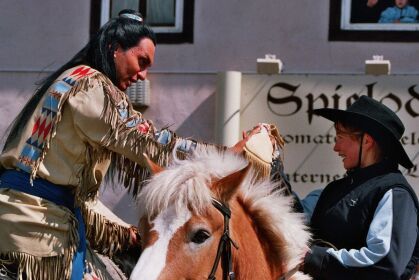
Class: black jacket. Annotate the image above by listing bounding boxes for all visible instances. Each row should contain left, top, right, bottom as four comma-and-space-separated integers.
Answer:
304, 160, 418, 280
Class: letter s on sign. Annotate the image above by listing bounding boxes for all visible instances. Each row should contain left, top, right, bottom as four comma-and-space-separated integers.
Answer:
267, 82, 302, 117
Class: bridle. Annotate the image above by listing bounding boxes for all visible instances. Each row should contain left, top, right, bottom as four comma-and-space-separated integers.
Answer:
276, 263, 303, 280
208, 199, 238, 280
207, 199, 304, 280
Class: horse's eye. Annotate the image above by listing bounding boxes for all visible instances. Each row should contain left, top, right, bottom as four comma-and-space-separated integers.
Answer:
191, 230, 210, 244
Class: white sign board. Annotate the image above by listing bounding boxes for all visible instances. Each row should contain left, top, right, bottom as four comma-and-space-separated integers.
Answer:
240, 74, 418, 197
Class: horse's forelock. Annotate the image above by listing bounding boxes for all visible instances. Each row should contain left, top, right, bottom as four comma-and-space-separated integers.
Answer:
138, 149, 248, 220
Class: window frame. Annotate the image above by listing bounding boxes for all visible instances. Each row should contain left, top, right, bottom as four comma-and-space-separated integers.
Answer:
90, 0, 194, 44
329, 0, 419, 42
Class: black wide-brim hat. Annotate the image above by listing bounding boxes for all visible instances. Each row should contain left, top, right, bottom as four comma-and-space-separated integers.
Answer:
313, 95, 414, 169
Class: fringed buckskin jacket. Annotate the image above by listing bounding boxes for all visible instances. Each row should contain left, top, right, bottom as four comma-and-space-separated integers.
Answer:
0, 65, 214, 280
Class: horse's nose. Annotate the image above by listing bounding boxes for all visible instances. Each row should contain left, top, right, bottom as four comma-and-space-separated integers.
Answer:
129, 246, 167, 280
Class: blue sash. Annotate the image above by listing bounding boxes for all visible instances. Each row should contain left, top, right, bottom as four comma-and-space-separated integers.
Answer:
0, 169, 86, 280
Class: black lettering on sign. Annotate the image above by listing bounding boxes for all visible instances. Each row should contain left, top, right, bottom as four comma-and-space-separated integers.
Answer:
380, 93, 402, 113
306, 93, 329, 124
407, 86, 419, 117
286, 172, 344, 184
400, 132, 419, 145
406, 164, 417, 178
267, 82, 302, 116
265, 79, 418, 123
366, 82, 377, 99
283, 133, 336, 144
346, 93, 361, 108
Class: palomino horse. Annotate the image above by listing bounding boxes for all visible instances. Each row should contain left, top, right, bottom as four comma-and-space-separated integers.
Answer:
130, 149, 311, 280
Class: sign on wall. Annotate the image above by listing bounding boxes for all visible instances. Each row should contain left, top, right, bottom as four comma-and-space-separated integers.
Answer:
239, 74, 418, 196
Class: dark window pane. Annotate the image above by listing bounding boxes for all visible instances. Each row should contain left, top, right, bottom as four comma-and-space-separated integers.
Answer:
111, 0, 140, 18
146, 0, 176, 26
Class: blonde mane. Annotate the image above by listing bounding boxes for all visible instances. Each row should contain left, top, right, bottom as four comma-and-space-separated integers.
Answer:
138, 148, 246, 218
138, 148, 310, 266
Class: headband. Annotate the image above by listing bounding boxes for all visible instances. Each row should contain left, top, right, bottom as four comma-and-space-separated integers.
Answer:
120, 13, 143, 23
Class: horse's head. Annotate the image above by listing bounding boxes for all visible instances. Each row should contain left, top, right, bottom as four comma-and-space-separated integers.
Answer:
130, 150, 311, 280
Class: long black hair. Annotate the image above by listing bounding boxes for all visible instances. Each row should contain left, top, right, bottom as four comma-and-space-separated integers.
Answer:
2, 9, 156, 152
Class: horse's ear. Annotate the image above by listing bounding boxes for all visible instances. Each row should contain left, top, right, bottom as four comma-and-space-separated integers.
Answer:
143, 153, 164, 174
212, 164, 251, 202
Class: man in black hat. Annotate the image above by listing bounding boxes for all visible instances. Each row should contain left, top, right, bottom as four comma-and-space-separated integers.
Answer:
302, 96, 418, 279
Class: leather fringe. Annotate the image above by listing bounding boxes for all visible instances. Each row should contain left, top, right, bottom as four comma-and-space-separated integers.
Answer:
243, 124, 286, 182
81, 203, 132, 258
0, 214, 78, 280
243, 148, 272, 181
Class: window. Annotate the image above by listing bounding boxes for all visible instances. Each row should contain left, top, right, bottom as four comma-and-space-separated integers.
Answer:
90, 0, 194, 44
329, 0, 419, 42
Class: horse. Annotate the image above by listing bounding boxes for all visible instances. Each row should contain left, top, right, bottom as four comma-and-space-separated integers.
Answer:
130, 148, 311, 280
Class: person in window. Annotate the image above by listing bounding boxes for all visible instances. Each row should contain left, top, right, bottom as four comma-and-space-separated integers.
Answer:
0, 9, 284, 280
379, 0, 418, 23
350, 0, 392, 23
302, 96, 418, 280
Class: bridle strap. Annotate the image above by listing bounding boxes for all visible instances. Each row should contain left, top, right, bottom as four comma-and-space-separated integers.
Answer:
277, 262, 303, 280
208, 199, 303, 280
208, 199, 237, 280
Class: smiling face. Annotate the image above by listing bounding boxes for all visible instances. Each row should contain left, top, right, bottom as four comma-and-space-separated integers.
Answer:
114, 37, 155, 91
333, 122, 363, 170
